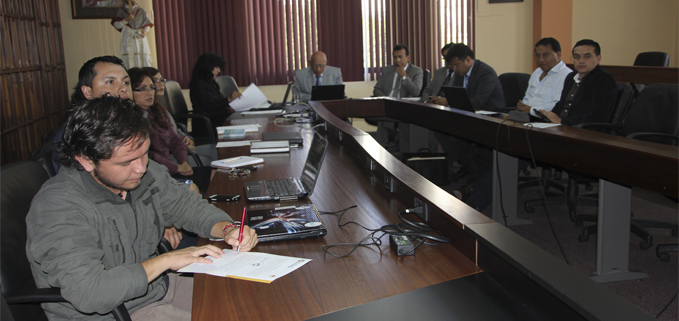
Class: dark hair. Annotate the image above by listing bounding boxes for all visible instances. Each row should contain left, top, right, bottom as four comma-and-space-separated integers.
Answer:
441, 43, 455, 55
141, 66, 159, 75
573, 39, 601, 56
190, 53, 226, 85
535, 37, 561, 53
70, 56, 126, 105
128, 68, 170, 130
445, 43, 475, 62
57, 96, 151, 169
393, 44, 410, 56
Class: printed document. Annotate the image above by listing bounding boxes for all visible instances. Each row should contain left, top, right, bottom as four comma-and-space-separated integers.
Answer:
229, 83, 269, 111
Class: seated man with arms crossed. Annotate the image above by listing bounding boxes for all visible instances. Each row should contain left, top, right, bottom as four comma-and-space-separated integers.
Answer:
292, 51, 343, 102
539, 39, 617, 125
517, 37, 572, 116
26, 96, 258, 320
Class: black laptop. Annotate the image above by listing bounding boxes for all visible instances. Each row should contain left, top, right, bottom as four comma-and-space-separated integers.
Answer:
311, 84, 345, 101
247, 204, 327, 242
440, 86, 475, 112
270, 82, 293, 109
245, 132, 328, 201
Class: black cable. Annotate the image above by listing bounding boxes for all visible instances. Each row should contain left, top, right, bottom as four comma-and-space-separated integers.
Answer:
494, 119, 514, 226
320, 206, 450, 258
523, 124, 572, 266
656, 289, 678, 318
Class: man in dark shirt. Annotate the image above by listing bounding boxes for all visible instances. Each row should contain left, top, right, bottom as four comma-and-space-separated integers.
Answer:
539, 39, 617, 125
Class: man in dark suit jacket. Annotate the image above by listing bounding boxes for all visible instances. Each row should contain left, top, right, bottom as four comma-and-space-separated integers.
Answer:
428, 43, 504, 111
433, 43, 504, 211
539, 39, 617, 125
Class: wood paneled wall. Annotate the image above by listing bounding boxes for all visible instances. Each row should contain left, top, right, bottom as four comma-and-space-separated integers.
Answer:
2, 0, 68, 165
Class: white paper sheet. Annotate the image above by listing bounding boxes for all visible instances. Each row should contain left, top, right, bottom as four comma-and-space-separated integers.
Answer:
228, 83, 269, 111
523, 123, 561, 129
216, 124, 261, 133
178, 249, 312, 283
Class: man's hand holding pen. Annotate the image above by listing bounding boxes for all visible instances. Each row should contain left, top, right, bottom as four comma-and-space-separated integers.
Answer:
223, 224, 258, 252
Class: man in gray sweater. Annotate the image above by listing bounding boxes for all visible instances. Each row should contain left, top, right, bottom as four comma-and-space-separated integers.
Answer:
26, 96, 258, 320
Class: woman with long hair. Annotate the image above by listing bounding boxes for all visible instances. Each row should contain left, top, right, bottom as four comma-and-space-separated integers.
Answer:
189, 53, 241, 137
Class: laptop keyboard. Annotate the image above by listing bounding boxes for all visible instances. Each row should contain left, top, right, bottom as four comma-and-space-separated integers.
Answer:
265, 179, 300, 197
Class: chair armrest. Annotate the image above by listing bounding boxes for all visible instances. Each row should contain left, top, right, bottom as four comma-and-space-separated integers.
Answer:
175, 123, 195, 142
172, 113, 217, 141
157, 237, 173, 255
187, 149, 204, 167
4, 287, 66, 304
575, 123, 623, 135
627, 132, 679, 145
6, 288, 131, 321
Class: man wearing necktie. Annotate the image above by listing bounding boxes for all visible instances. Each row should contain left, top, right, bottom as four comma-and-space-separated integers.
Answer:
420, 43, 456, 100
432, 43, 504, 212
372, 44, 424, 149
292, 51, 343, 102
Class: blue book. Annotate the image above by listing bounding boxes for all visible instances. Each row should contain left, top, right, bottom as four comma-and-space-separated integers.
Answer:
221, 128, 246, 139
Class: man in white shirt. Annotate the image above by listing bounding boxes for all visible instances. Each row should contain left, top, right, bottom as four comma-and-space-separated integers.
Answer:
516, 37, 571, 116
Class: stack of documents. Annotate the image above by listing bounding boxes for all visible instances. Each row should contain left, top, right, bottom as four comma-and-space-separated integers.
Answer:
211, 156, 264, 169
250, 140, 290, 154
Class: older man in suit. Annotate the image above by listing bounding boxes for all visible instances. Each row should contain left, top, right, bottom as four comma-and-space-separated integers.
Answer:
292, 51, 343, 102
372, 44, 424, 149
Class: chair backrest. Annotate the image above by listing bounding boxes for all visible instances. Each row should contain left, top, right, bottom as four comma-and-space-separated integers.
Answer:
419, 69, 431, 97
28, 142, 57, 177
633, 52, 670, 67
609, 82, 636, 125
215, 76, 239, 99
1, 161, 50, 320
498, 72, 531, 107
164, 80, 189, 116
623, 83, 679, 144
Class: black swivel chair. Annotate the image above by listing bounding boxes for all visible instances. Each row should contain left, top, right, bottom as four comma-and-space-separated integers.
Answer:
574, 84, 678, 258
28, 141, 57, 177
1, 161, 173, 321
498, 72, 531, 108
633, 52, 670, 67
524, 82, 637, 218
163, 80, 217, 145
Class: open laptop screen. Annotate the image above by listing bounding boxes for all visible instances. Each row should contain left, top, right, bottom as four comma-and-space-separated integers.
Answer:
441, 86, 475, 113
300, 133, 329, 195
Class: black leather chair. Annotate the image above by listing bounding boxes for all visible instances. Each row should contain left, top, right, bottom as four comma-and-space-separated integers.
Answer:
419, 68, 431, 97
574, 84, 678, 256
28, 142, 57, 177
633, 52, 670, 67
524, 82, 637, 218
215, 75, 239, 99
498, 72, 531, 108
1, 161, 173, 320
163, 80, 217, 144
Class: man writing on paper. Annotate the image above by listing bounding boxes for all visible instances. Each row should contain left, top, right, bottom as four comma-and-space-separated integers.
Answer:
26, 96, 258, 321
292, 51, 343, 102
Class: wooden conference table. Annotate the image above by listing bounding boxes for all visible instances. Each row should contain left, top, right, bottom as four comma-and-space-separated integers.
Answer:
191, 100, 661, 320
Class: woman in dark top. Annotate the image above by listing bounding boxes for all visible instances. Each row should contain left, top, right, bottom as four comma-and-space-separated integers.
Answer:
189, 53, 241, 137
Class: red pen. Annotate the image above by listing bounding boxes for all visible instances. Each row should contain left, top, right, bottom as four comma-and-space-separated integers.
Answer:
237, 207, 246, 252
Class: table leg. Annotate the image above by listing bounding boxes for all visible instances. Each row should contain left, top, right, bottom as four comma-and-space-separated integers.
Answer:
492, 151, 532, 226
590, 179, 648, 283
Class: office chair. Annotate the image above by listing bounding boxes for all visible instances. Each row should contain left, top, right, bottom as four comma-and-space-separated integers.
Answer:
524, 82, 637, 219
1, 161, 174, 321
163, 80, 217, 144
215, 75, 239, 99
574, 84, 678, 255
633, 52, 670, 67
419, 68, 431, 97
28, 142, 57, 177
498, 72, 531, 108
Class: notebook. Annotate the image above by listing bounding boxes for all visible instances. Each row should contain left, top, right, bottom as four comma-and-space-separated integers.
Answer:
311, 84, 345, 101
246, 204, 327, 242
245, 132, 328, 201
262, 131, 304, 144
269, 82, 294, 109
440, 86, 475, 112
